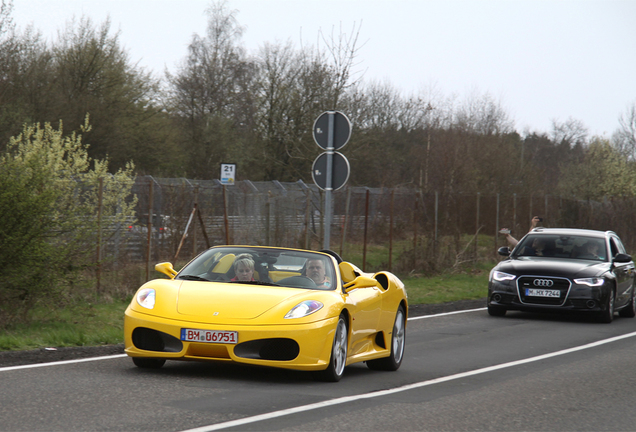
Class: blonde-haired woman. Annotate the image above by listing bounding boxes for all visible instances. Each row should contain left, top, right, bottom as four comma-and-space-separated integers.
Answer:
231, 253, 255, 282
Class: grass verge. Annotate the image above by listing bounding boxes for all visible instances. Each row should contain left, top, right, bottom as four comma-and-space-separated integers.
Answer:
0, 300, 129, 351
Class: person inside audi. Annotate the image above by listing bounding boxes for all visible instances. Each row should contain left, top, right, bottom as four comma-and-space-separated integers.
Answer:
578, 240, 603, 260
231, 253, 255, 281
501, 216, 542, 248
305, 258, 331, 289
518, 236, 557, 257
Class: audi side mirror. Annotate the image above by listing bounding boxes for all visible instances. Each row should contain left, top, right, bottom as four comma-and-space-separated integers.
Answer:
498, 247, 510, 256
613, 253, 632, 263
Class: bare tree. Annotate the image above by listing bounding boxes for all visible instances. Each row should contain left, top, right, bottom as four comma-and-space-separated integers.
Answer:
550, 117, 588, 147
166, 0, 256, 178
0, 0, 13, 39
319, 21, 365, 108
612, 101, 636, 160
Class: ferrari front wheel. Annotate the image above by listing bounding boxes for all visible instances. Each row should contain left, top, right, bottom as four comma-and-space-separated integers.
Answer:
315, 315, 348, 382
132, 357, 166, 369
367, 305, 406, 371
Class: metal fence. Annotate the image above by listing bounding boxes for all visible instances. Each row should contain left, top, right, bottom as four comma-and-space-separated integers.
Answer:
97, 176, 636, 280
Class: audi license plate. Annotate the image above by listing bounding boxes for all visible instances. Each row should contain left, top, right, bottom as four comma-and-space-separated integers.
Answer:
526, 288, 560, 298
180, 329, 238, 344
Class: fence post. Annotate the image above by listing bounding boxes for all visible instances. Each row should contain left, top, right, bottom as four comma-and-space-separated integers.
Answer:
363, 188, 370, 272
305, 189, 311, 249
223, 185, 230, 245
434, 191, 439, 252
192, 186, 199, 257
265, 191, 271, 246
146, 180, 154, 281
513, 193, 517, 235
495, 193, 500, 253
475, 192, 480, 257
96, 177, 103, 293
413, 191, 419, 269
389, 188, 394, 272
340, 186, 352, 257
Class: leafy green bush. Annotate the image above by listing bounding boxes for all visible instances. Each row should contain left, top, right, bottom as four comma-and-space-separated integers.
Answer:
0, 118, 136, 327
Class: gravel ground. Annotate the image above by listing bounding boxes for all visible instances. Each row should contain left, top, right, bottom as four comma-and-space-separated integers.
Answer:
0, 298, 486, 367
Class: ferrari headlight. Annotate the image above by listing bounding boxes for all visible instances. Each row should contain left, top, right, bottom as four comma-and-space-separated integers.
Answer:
284, 300, 323, 319
574, 277, 605, 287
492, 271, 516, 282
136, 288, 156, 309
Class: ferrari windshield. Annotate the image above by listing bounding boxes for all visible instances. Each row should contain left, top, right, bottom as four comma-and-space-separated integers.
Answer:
513, 234, 607, 261
176, 246, 337, 290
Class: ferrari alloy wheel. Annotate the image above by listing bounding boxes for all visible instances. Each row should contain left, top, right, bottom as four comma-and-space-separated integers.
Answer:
367, 305, 406, 371
132, 357, 166, 369
598, 289, 615, 323
315, 315, 348, 382
619, 290, 636, 318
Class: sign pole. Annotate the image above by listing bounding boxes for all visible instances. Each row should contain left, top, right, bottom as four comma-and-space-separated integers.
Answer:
311, 110, 351, 251
324, 112, 335, 250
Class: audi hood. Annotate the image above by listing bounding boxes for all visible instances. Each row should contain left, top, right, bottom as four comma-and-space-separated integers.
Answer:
496, 257, 609, 279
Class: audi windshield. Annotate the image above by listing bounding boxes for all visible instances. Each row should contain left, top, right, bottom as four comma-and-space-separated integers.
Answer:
513, 234, 607, 261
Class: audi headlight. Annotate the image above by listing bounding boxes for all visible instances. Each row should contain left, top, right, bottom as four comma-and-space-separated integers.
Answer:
285, 300, 323, 319
492, 271, 516, 282
574, 277, 605, 287
136, 288, 156, 309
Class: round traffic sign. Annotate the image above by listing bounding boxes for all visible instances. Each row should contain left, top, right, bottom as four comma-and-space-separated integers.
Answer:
312, 151, 350, 191
312, 111, 352, 150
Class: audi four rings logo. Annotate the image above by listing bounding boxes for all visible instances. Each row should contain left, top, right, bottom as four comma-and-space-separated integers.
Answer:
533, 279, 554, 287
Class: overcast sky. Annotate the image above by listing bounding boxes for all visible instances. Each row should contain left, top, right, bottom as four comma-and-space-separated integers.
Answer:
11, 0, 636, 138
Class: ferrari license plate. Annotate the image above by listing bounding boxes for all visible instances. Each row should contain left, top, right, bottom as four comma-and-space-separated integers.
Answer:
180, 329, 238, 344
526, 288, 560, 298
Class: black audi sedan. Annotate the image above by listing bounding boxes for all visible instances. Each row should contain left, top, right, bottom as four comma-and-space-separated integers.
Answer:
488, 228, 635, 323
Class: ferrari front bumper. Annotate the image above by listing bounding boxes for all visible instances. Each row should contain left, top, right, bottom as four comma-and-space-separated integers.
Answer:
124, 307, 339, 371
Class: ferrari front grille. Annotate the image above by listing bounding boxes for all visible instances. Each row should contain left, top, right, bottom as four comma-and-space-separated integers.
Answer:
234, 338, 300, 361
132, 327, 183, 353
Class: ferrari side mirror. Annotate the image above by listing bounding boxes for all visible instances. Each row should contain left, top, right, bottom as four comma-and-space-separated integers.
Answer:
344, 275, 382, 293
155, 262, 177, 279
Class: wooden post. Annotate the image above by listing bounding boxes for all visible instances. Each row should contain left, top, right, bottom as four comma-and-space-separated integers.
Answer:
305, 189, 311, 249
413, 191, 419, 269
192, 186, 199, 257
197, 207, 211, 249
475, 192, 480, 257
265, 191, 271, 246
174, 204, 197, 262
340, 187, 351, 257
146, 180, 154, 281
223, 185, 230, 245
96, 177, 103, 292
389, 188, 394, 272
363, 188, 370, 272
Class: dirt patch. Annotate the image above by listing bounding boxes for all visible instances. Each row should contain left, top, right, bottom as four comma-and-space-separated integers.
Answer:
0, 299, 486, 368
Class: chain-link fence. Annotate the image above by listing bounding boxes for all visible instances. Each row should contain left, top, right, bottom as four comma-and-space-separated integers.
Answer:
98, 175, 636, 283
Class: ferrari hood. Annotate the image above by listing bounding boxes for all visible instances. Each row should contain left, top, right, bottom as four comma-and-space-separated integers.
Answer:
176, 281, 307, 320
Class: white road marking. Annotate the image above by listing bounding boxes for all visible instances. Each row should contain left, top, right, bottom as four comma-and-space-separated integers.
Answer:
179, 330, 636, 432
408, 307, 486, 320
0, 354, 127, 372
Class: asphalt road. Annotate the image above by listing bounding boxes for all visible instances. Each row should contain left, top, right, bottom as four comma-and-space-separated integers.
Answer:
2, 307, 636, 431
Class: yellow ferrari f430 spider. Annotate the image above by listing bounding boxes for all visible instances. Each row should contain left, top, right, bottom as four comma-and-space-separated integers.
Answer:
124, 246, 407, 381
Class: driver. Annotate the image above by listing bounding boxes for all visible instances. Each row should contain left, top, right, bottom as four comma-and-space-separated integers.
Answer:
306, 258, 331, 289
